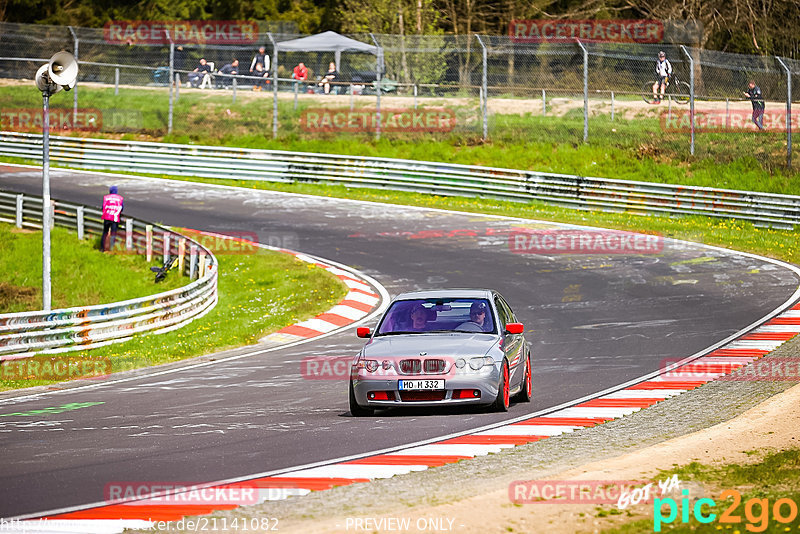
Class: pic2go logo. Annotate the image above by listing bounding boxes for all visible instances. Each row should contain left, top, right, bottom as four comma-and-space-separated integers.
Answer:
654, 489, 800, 532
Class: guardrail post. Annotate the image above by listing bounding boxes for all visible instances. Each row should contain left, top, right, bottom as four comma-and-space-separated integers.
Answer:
199, 252, 207, 278
15, 194, 23, 228
114, 68, 119, 95
190, 244, 198, 279
576, 39, 589, 143
178, 237, 186, 275
76, 205, 84, 239
145, 224, 153, 262
680, 45, 695, 156
162, 232, 170, 264
125, 218, 133, 250
776, 56, 792, 169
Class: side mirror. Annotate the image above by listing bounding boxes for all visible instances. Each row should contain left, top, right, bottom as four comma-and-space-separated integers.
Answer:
505, 323, 524, 335
356, 327, 371, 338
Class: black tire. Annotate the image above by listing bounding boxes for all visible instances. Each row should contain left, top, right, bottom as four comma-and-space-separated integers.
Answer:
515, 353, 533, 403
642, 81, 659, 104
492, 360, 510, 412
349, 381, 374, 417
672, 81, 691, 104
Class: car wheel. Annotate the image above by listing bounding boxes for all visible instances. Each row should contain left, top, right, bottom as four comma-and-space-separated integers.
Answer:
492, 360, 510, 412
349, 381, 374, 417
515, 353, 532, 402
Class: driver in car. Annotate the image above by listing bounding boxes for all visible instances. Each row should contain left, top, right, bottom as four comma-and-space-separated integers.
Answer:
409, 304, 430, 331
458, 302, 490, 332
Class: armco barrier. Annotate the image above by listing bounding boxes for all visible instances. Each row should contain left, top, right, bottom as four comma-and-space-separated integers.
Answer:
0, 190, 218, 358
0, 131, 798, 229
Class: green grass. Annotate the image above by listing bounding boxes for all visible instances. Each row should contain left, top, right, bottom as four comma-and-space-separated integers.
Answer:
601, 449, 800, 533
1, 82, 797, 194
0, 223, 184, 313
0, 224, 348, 391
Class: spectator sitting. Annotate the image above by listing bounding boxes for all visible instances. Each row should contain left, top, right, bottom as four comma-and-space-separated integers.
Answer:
188, 58, 213, 88
217, 59, 239, 88
252, 62, 269, 91
319, 62, 339, 94
292, 62, 308, 91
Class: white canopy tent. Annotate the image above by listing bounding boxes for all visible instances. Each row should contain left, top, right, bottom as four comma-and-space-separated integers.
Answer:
275, 31, 378, 71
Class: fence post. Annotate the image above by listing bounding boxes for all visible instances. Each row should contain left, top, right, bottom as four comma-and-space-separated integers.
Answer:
294, 79, 298, 110
190, 244, 198, 280
232, 76, 237, 104
611, 91, 615, 121
145, 224, 153, 262
476, 35, 488, 141
114, 68, 119, 95
175, 73, 180, 100
576, 40, 588, 143
68, 27, 78, 126
680, 45, 695, 156
268, 32, 278, 139
125, 218, 133, 250
542, 88, 546, 116
413, 84, 417, 109
370, 33, 383, 141
776, 56, 792, 169
15, 194, 23, 228
168, 40, 174, 134
178, 237, 186, 274
725, 98, 730, 129
162, 232, 170, 264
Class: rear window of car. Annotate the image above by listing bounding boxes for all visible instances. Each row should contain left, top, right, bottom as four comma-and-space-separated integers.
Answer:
375, 298, 496, 335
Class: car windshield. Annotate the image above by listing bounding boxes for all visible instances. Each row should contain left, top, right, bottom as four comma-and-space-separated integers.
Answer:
375, 298, 496, 335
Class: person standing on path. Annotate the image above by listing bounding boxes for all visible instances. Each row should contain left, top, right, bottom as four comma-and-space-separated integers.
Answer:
743, 80, 765, 130
101, 185, 124, 252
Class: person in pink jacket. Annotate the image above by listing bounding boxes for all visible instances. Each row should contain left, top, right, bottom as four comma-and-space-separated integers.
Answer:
101, 185, 124, 252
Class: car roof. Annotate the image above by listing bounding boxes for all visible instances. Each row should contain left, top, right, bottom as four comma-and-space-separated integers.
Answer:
392, 289, 496, 301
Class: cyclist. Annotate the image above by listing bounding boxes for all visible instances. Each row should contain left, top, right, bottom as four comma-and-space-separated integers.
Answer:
652, 51, 673, 104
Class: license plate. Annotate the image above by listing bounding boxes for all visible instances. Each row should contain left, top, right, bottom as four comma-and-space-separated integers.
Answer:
398, 379, 444, 390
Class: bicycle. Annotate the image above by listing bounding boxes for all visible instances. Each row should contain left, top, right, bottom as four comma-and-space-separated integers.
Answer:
642, 74, 690, 105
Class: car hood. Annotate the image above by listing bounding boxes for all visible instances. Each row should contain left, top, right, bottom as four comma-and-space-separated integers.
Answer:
363, 333, 499, 359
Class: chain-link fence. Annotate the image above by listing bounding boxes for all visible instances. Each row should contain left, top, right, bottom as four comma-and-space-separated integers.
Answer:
0, 21, 796, 169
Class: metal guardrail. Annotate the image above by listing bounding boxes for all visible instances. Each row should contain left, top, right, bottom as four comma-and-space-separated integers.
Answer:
0, 189, 218, 358
0, 131, 799, 229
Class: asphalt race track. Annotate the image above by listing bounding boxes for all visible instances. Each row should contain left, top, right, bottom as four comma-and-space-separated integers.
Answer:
1, 165, 798, 518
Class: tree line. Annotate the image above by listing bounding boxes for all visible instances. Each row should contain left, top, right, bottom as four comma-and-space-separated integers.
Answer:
1, 0, 798, 58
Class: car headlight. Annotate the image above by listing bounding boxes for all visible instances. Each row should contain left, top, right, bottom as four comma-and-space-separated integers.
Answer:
468, 356, 494, 370
455, 358, 466, 368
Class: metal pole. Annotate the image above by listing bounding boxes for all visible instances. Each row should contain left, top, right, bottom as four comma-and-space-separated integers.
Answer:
776, 56, 792, 169
175, 73, 180, 100
725, 98, 730, 129
413, 84, 417, 109
15, 194, 23, 228
294, 79, 298, 110
576, 40, 588, 143
168, 40, 174, 134
69, 27, 78, 125
232, 77, 237, 104
370, 34, 382, 141
42, 90, 51, 311
268, 33, 278, 139
114, 68, 119, 95
611, 91, 615, 121
477, 35, 488, 141
542, 88, 546, 116
680, 45, 695, 156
